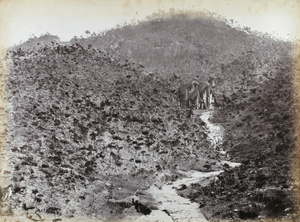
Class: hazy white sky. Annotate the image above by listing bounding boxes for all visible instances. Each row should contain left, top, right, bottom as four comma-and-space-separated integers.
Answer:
0, 0, 299, 47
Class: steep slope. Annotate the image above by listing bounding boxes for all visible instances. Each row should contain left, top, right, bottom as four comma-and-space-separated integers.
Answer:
3, 11, 296, 220
3, 43, 219, 218
178, 59, 296, 220
72, 11, 292, 98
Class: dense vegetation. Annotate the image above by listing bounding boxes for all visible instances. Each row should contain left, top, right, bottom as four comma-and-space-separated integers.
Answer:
2, 42, 220, 218
2, 10, 298, 220
178, 62, 296, 219
71, 11, 292, 97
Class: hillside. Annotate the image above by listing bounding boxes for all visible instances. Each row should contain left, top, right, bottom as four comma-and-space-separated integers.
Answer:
71, 11, 292, 98
178, 62, 296, 220
1, 10, 297, 221
2, 43, 221, 219
10, 33, 61, 52
12, 11, 292, 100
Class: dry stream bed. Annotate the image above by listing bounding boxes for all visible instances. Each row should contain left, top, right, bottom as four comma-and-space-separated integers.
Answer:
125, 110, 240, 222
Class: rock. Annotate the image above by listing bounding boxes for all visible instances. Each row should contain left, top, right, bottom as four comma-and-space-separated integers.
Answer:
203, 164, 212, 171
177, 184, 187, 191
32, 188, 38, 194
123, 206, 140, 216
222, 163, 230, 169
13, 182, 26, 193
23, 201, 35, 210
284, 208, 292, 213
46, 207, 61, 215
41, 163, 49, 168
132, 199, 152, 215
134, 190, 158, 210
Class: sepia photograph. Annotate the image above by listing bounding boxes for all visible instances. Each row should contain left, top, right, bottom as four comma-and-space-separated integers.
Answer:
0, 0, 299, 221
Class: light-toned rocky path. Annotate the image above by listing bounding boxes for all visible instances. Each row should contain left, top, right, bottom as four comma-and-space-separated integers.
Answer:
127, 110, 240, 222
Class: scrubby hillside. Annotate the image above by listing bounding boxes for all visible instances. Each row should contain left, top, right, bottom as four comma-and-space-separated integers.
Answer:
71, 11, 292, 98
10, 33, 61, 52
13, 11, 292, 101
2, 43, 219, 218
177, 56, 296, 219
2, 10, 297, 221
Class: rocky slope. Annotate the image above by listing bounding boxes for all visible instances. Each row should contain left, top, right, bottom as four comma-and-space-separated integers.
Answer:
178, 64, 297, 220
2, 11, 297, 221
1, 43, 219, 219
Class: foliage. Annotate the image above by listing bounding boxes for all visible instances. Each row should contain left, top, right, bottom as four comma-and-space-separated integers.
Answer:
5, 43, 217, 218
10, 33, 60, 51
189, 50, 295, 220
4, 10, 296, 219
67, 10, 292, 99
